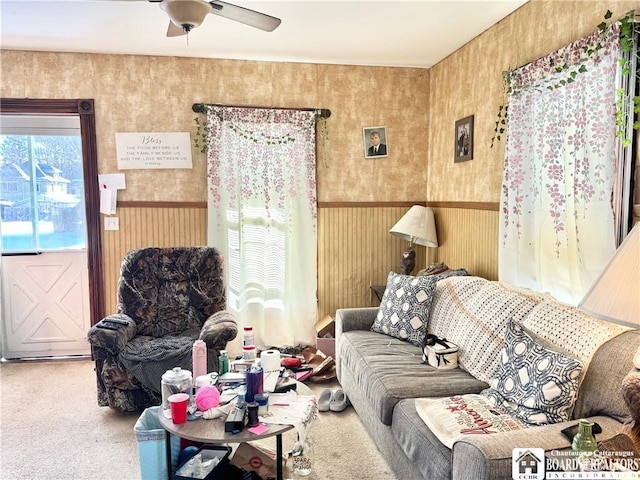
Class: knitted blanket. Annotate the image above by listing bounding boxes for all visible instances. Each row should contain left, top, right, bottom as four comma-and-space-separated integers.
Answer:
119, 328, 217, 393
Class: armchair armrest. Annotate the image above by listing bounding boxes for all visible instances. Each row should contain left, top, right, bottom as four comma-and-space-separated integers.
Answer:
200, 310, 238, 351
87, 314, 137, 355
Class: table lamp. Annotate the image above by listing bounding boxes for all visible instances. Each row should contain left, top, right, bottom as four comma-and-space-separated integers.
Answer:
578, 223, 640, 449
389, 205, 438, 275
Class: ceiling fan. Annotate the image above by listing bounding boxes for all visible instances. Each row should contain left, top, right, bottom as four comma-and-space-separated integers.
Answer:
143, 0, 281, 36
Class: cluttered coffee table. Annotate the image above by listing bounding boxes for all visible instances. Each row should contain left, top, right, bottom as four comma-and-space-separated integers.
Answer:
159, 381, 314, 480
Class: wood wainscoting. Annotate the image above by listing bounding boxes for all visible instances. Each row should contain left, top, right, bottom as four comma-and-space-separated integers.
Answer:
101, 204, 207, 316
317, 202, 499, 320
101, 202, 499, 328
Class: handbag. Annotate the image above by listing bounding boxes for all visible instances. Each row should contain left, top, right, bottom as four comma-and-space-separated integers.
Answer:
422, 334, 459, 369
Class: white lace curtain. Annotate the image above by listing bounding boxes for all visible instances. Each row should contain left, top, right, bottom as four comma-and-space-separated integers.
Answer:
205, 106, 318, 349
499, 25, 625, 305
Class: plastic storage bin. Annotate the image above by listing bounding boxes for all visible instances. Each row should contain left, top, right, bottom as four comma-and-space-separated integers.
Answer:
172, 445, 232, 480
134, 406, 180, 480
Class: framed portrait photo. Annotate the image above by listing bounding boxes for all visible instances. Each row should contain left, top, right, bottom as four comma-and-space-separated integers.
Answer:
454, 115, 474, 163
363, 126, 388, 159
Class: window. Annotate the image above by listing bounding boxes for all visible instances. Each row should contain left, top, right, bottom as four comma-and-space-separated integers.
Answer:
0, 115, 86, 252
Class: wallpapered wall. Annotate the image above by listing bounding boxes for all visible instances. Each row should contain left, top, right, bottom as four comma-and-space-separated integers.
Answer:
427, 0, 638, 204
0, 53, 429, 203
1, 0, 637, 323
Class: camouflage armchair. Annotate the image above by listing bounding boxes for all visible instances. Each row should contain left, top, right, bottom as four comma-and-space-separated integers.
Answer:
87, 247, 238, 413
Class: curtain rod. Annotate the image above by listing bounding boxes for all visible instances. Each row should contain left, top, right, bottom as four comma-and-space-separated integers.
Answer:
192, 102, 331, 118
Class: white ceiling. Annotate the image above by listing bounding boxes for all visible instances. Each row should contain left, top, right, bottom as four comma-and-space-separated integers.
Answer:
0, 0, 529, 68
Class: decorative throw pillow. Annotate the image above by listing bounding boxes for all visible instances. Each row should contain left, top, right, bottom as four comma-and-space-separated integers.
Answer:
370, 272, 437, 346
481, 320, 584, 426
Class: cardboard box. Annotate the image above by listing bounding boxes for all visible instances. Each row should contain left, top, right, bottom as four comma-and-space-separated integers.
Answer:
315, 315, 335, 357
316, 336, 335, 358
315, 315, 335, 338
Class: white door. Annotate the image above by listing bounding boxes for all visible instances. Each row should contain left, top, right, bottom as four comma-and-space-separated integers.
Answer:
0, 114, 91, 359
1, 251, 90, 358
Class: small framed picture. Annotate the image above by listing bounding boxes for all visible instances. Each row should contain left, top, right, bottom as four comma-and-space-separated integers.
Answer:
454, 115, 474, 162
363, 126, 388, 159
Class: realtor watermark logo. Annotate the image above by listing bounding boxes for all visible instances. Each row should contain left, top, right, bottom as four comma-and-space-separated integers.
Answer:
513, 448, 546, 480
513, 447, 640, 479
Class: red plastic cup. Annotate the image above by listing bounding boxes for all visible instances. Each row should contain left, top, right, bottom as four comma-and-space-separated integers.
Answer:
168, 393, 189, 424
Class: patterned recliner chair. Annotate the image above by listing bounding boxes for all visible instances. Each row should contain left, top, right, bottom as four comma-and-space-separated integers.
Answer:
87, 247, 238, 413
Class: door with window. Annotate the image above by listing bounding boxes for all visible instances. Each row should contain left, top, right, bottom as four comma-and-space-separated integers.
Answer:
0, 114, 91, 358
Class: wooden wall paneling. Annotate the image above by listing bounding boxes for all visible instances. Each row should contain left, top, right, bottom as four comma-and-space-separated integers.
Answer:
101, 207, 207, 315
317, 206, 426, 320
99, 204, 494, 326
431, 207, 499, 280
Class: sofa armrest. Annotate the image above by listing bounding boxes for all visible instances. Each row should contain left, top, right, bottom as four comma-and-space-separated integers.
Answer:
335, 307, 378, 336
451, 416, 624, 480
87, 314, 137, 355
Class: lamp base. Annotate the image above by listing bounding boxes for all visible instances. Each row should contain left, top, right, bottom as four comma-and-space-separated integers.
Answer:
398, 246, 416, 276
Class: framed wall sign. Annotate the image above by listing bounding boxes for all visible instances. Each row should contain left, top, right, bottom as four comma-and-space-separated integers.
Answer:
116, 132, 193, 169
454, 115, 474, 163
363, 126, 388, 159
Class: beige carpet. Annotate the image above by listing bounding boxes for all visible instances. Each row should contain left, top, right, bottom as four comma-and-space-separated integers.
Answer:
0, 359, 397, 480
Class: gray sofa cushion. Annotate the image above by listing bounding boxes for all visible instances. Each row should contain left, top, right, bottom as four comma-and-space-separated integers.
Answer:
340, 329, 488, 425
391, 399, 454, 480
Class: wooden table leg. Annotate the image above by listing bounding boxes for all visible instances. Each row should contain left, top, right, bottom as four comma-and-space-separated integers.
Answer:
276, 433, 283, 480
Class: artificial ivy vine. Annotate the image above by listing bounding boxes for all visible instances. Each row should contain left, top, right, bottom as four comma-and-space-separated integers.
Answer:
316, 115, 329, 169
193, 105, 210, 154
193, 105, 330, 167
491, 9, 640, 148
616, 11, 640, 146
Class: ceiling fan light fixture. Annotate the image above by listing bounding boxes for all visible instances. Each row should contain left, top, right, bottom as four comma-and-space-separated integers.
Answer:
160, 0, 211, 30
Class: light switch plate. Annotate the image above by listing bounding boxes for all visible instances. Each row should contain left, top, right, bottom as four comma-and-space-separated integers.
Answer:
104, 217, 119, 231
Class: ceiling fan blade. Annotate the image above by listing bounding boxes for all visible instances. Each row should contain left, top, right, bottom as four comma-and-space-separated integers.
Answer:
209, 1, 281, 32
166, 20, 187, 37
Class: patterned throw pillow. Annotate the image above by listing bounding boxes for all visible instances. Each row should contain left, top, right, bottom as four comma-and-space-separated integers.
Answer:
371, 272, 438, 346
482, 320, 584, 425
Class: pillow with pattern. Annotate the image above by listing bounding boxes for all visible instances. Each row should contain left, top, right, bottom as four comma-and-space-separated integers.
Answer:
481, 320, 584, 426
371, 272, 438, 346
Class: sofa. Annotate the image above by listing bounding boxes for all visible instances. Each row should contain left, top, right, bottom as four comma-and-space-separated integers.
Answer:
87, 247, 238, 413
336, 273, 639, 480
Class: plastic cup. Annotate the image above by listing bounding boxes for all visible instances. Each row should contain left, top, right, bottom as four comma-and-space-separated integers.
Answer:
168, 393, 189, 424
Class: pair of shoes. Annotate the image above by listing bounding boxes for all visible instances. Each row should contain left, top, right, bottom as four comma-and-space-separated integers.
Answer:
317, 388, 351, 412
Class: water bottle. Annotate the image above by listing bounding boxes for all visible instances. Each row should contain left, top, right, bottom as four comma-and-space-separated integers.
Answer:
218, 349, 229, 375
192, 339, 207, 381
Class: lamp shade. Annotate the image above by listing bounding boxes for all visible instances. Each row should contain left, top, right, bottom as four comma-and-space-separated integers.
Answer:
578, 223, 640, 328
389, 205, 438, 247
